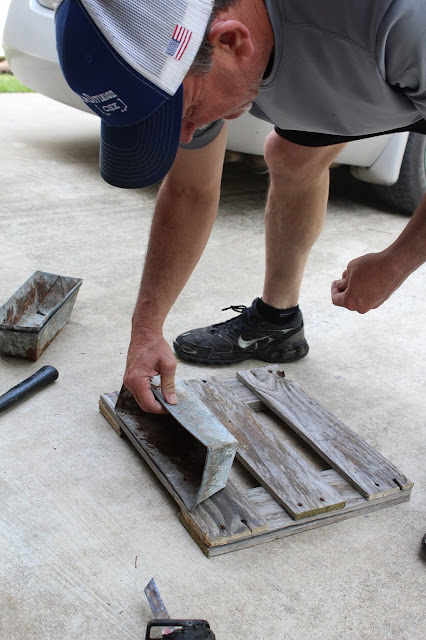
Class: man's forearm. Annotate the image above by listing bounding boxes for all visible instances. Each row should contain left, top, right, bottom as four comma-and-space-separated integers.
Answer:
383, 192, 426, 277
131, 129, 227, 336
124, 129, 227, 413
331, 192, 426, 312
132, 178, 220, 334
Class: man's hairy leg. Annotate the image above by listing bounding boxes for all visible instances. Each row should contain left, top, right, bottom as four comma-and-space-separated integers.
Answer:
262, 132, 345, 309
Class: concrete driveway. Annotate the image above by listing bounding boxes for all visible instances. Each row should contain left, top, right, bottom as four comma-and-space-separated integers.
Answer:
1, 93, 425, 640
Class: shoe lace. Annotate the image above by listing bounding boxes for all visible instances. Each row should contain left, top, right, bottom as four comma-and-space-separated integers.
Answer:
208, 304, 250, 334
222, 305, 246, 314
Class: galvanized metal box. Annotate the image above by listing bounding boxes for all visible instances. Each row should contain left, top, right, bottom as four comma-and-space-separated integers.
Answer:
112, 380, 238, 511
0, 271, 82, 361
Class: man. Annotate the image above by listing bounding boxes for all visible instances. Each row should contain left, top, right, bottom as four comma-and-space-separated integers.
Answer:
56, 0, 426, 414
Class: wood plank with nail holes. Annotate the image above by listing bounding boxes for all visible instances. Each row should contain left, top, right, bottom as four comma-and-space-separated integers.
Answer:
183, 468, 411, 557
187, 378, 346, 519
237, 367, 413, 499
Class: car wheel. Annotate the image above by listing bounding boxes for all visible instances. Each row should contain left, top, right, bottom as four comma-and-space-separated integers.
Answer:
371, 133, 426, 215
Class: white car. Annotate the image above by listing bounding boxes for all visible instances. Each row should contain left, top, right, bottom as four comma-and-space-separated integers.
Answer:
3, 0, 425, 214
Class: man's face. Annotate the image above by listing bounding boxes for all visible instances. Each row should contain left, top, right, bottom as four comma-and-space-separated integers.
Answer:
180, 64, 262, 143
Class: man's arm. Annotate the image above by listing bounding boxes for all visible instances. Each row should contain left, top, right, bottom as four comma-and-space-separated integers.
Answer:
331, 192, 426, 313
123, 125, 227, 413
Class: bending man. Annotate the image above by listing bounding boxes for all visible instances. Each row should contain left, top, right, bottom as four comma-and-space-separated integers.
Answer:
56, 0, 426, 413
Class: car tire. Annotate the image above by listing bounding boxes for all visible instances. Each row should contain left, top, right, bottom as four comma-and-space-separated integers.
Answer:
371, 133, 426, 215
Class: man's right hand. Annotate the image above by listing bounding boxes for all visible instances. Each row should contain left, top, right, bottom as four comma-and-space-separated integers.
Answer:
123, 330, 177, 414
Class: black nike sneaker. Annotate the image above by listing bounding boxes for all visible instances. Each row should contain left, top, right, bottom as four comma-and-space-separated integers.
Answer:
173, 298, 309, 364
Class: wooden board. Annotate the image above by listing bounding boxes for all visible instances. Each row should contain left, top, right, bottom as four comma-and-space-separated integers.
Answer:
180, 469, 411, 557
187, 378, 345, 519
99, 365, 413, 556
237, 368, 413, 499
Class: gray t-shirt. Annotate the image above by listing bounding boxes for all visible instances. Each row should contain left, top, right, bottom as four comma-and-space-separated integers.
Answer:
182, 0, 426, 149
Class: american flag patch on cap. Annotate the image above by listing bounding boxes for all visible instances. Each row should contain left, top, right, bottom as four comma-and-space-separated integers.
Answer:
166, 24, 193, 60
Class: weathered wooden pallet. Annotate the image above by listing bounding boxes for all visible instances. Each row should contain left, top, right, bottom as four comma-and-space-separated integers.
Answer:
99, 365, 413, 557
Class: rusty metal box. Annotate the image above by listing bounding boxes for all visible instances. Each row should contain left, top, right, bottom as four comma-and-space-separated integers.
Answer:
0, 271, 82, 361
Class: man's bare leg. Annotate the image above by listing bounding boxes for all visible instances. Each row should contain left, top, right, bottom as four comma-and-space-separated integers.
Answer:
173, 133, 346, 365
262, 131, 346, 309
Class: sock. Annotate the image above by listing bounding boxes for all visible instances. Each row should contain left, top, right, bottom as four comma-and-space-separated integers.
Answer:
256, 298, 299, 324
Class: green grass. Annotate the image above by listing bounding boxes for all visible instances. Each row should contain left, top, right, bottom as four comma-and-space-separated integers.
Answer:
0, 73, 32, 93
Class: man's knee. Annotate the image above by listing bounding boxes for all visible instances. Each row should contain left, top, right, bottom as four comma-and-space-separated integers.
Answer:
263, 130, 345, 182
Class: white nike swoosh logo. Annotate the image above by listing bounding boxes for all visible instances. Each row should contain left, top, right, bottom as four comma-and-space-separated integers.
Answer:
238, 336, 263, 349
238, 328, 295, 350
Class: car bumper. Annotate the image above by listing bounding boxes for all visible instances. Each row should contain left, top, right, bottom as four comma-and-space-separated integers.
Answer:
3, 0, 91, 112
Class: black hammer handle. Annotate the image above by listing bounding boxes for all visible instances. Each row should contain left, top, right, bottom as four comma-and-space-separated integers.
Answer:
0, 366, 59, 413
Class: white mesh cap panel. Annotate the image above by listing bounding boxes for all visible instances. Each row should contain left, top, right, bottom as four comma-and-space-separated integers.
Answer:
80, 0, 214, 95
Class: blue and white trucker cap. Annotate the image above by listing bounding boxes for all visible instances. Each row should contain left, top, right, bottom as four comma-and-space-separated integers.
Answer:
55, 0, 214, 188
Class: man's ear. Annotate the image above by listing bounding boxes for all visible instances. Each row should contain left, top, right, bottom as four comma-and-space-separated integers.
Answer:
208, 19, 254, 62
